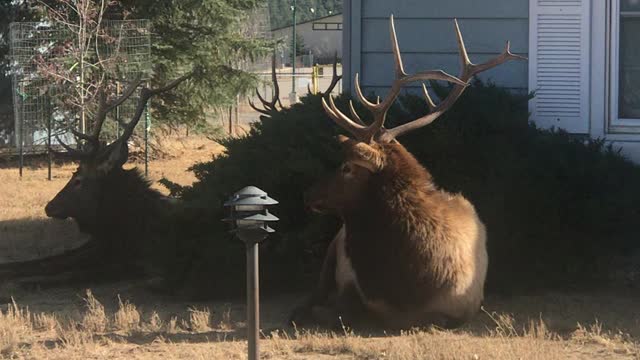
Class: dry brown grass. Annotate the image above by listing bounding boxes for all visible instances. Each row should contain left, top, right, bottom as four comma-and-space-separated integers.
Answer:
0, 134, 639, 359
0, 287, 637, 359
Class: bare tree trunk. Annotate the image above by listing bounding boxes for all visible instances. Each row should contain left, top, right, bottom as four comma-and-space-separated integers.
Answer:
228, 106, 233, 136
235, 95, 240, 134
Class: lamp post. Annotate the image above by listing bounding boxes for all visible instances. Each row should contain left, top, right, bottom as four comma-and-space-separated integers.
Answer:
224, 186, 278, 360
289, 3, 315, 104
290, 0, 298, 104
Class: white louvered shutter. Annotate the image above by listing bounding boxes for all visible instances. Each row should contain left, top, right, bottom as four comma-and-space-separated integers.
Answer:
529, 0, 591, 133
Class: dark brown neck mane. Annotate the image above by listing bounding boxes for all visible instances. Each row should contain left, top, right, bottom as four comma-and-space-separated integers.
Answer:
342, 143, 444, 309
75, 168, 170, 255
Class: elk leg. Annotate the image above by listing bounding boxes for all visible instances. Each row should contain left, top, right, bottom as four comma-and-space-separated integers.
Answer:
310, 235, 339, 304
302, 283, 370, 330
289, 234, 338, 325
0, 239, 145, 285
0, 240, 102, 279
333, 284, 362, 324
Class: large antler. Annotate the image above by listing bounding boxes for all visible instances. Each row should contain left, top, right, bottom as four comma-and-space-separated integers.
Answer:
323, 16, 526, 144
381, 19, 526, 141
322, 15, 466, 143
249, 53, 283, 115
56, 76, 144, 159
53, 72, 192, 160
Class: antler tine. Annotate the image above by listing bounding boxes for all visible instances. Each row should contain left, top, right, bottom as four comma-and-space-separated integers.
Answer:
72, 77, 143, 155
52, 135, 91, 160
248, 99, 271, 115
349, 100, 366, 126
147, 72, 193, 96
87, 87, 109, 144
347, 16, 466, 142
322, 96, 368, 138
422, 83, 436, 112
252, 53, 280, 113
467, 40, 528, 77
323, 52, 343, 96
106, 75, 143, 113
57, 87, 108, 159
255, 88, 274, 110
389, 14, 407, 79
117, 72, 192, 144
453, 19, 472, 70
271, 54, 282, 110
381, 19, 526, 141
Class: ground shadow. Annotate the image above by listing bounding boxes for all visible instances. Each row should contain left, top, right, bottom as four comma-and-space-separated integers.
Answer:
0, 218, 87, 265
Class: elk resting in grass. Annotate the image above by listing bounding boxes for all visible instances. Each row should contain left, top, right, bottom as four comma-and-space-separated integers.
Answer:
0, 73, 192, 284
291, 16, 525, 329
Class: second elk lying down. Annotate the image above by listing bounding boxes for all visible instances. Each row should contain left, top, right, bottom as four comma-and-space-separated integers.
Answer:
292, 16, 525, 329
0, 74, 194, 285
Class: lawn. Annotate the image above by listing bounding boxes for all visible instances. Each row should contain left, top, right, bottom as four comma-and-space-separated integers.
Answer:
0, 135, 638, 359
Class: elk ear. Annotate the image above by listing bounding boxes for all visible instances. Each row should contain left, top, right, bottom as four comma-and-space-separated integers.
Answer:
96, 140, 129, 174
346, 141, 385, 172
336, 134, 351, 144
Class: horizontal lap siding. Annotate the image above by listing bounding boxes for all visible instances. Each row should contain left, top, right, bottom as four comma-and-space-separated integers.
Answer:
361, 0, 528, 18
356, 0, 529, 96
361, 53, 528, 89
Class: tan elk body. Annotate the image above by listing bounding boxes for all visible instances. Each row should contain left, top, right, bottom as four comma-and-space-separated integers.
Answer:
294, 15, 524, 328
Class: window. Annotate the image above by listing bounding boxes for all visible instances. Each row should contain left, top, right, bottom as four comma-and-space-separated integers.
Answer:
611, 0, 640, 128
312, 22, 342, 31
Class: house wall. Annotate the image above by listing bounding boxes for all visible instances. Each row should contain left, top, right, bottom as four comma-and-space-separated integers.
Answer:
345, 0, 640, 163
343, 0, 529, 97
273, 14, 343, 63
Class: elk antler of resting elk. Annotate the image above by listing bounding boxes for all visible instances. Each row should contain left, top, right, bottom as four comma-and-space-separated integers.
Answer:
322, 15, 526, 144
249, 52, 343, 118
52, 72, 193, 170
307, 53, 343, 97
249, 53, 284, 116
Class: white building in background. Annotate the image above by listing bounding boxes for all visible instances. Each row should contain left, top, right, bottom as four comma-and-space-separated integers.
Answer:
272, 13, 343, 65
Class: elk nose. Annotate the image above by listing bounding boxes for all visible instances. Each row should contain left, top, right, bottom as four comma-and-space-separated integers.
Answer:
44, 202, 54, 217
45, 201, 64, 219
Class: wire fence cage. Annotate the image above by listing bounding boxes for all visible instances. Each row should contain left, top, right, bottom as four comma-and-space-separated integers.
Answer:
9, 20, 151, 170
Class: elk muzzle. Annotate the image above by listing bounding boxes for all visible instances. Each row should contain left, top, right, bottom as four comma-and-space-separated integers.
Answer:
45, 199, 68, 219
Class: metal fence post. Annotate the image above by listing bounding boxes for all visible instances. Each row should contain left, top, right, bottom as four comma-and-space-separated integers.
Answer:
144, 101, 150, 177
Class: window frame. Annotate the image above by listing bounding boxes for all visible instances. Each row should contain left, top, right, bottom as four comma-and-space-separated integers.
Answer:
609, 0, 640, 131
312, 22, 342, 31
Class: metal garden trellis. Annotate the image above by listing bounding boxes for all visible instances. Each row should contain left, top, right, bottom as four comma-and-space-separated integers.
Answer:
9, 19, 151, 179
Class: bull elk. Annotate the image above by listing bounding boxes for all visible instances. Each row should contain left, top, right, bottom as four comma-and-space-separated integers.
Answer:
0, 73, 192, 283
292, 16, 525, 329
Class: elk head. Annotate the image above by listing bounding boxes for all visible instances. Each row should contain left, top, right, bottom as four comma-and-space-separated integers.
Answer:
45, 74, 191, 224
305, 15, 525, 215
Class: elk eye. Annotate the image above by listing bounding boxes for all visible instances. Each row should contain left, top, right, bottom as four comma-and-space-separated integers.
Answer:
71, 179, 82, 188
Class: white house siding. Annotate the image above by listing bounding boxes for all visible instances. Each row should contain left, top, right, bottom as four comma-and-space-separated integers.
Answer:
343, 0, 529, 97
272, 14, 343, 63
